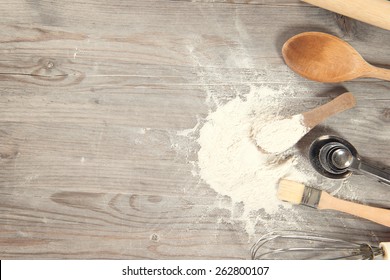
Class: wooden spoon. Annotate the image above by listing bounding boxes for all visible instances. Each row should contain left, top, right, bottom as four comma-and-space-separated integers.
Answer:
282, 32, 390, 83
254, 92, 356, 154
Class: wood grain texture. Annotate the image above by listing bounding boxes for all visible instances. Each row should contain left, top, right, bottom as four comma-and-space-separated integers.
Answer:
0, 0, 390, 259
302, 0, 390, 31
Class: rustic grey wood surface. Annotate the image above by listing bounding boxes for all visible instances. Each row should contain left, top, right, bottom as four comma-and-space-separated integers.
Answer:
0, 0, 389, 259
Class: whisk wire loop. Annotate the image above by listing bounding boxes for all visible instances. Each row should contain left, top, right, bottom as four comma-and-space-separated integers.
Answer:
251, 231, 384, 260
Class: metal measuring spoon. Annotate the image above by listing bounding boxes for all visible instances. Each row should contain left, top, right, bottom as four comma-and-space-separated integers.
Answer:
309, 135, 390, 185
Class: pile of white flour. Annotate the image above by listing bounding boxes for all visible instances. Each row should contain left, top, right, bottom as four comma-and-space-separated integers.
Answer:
197, 86, 314, 233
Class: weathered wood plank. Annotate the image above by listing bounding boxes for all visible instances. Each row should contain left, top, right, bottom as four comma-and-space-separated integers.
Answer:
0, 0, 389, 259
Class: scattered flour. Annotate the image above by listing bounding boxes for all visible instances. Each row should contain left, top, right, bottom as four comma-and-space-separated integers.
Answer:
171, 83, 353, 237
197, 86, 315, 233
253, 114, 309, 154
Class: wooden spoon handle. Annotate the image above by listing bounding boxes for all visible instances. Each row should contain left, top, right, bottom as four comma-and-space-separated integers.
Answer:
366, 66, 390, 81
302, 0, 390, 31
302, 92, 356, 129
319, 192, 390, 227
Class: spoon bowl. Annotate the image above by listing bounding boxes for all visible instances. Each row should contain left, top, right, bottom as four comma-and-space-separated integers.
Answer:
282, 32, 390, 83
253, 92, 356, 154
309, 135, 390, 185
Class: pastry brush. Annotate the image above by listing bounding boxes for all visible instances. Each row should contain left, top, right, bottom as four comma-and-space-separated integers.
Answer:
277, 179, 390, 228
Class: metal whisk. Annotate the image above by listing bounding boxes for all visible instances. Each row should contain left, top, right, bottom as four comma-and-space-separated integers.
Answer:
251, 231, 389, 260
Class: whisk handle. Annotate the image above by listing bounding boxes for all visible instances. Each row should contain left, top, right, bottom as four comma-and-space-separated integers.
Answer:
380, 243, 390, 260
318, 192, 390, 228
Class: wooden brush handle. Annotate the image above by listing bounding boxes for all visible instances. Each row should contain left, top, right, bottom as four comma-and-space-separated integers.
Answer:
318, 192, 390, 227
302, 92, 356, 129
302, 0, 390, 31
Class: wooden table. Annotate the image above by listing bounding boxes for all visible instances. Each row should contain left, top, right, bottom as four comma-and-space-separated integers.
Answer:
1, 0, 389, 259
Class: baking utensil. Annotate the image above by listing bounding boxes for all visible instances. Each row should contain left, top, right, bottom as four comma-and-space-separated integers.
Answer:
254, 92, 356, 154
277, 179, 390, 227
309, 135, 390, 185
302, 0, 390, 31
282, 32, 390, 82
251, 231, 390, 260
301, 92, 356, 129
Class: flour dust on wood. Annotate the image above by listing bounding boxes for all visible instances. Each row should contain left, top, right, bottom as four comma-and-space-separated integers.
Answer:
196, 86, 316, 235
174, 85, 348, 236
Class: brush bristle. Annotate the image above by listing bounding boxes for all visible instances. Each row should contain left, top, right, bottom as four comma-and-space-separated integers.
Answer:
277, 179, 305, 204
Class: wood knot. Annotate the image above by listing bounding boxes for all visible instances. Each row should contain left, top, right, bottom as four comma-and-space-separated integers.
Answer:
45, 60, 55, 69
11, 57, 86, 86
381, 108, 390, 122
0, 150, 19, 160
150, 234, 160, 242
33, 58, 65, 80
0, 144, 19, 161
334, 14, 357, 39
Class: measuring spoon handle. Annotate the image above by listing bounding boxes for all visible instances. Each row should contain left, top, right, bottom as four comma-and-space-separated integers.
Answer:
351, 159, 390, 186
